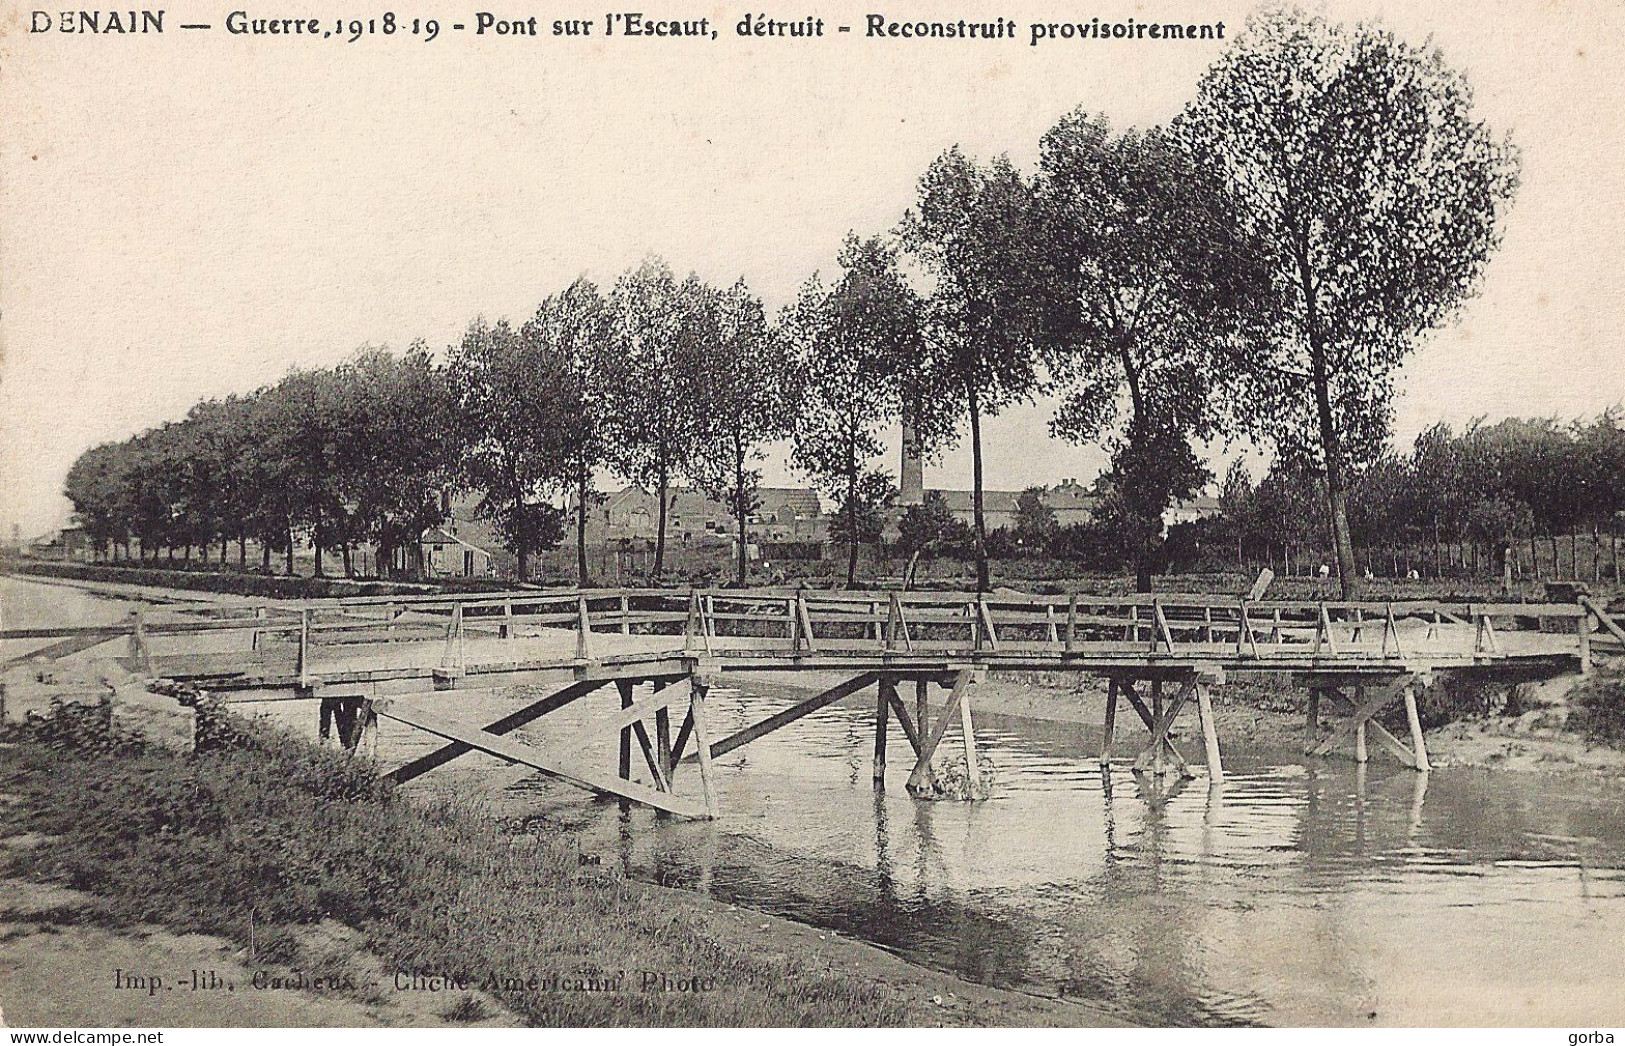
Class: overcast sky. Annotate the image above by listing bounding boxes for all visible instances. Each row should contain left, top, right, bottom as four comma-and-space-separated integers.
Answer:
3, 0, 1622, 537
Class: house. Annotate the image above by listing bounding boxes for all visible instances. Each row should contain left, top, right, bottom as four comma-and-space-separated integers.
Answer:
598, 487, 730, 545
31, 525, 95, 562
1163, 495, 1222, 528
419, 526, 495, 578
571, 485, 826, 546
933, 489, 1023, 531
749, 488, 826, 542
1046, 478, 1101, 526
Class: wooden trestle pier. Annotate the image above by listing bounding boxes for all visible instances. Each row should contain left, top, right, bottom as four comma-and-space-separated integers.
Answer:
4, 585, 1611, 820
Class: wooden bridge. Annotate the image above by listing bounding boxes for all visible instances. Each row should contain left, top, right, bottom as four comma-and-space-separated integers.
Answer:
4, 584, 1613, 820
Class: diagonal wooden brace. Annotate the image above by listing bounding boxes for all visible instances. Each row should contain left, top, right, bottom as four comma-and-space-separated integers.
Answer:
1130, 680, 1195, 778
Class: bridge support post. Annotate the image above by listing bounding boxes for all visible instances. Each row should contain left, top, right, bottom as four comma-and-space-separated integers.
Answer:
689, 676, 721, 819
617, 679, 635, 810
1305, 675, 1430, 771
654, 680, 673, 778
319, 695, 371, 751
1100, 678, 1118, 767
1119, 675, 1197, 780
873, 677, 892, 786
914, 680, 934, 791
1195, 671, 1224, 784
959, 674, 982, 800
906, 669, 982, 799
1403, 678, 1432, 772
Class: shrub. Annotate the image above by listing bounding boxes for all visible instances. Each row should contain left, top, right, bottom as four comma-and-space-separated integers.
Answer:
1566, 669, 1625, 746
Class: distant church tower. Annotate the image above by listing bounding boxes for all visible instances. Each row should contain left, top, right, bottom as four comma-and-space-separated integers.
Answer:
900, 406, 925, 506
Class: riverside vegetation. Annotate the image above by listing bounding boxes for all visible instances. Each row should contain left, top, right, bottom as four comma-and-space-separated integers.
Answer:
0, 700, 939, 1026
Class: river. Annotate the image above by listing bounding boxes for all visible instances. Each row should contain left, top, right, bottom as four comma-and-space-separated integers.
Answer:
6, 574, 1624, 1026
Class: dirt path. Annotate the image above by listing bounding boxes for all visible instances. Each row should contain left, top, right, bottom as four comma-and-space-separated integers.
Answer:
0, 876, 521, 1029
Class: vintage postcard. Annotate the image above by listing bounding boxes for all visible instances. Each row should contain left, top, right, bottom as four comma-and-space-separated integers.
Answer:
1, 0, 1623, 1034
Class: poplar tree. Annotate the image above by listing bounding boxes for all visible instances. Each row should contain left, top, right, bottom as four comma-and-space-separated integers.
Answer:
1177, 8, 1519, 596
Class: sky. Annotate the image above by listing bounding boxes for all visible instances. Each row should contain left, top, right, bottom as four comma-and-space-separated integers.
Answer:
3, 0, 1622, 538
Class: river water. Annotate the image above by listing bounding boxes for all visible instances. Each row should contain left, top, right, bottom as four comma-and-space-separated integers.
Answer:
7, 575, 1625, 1026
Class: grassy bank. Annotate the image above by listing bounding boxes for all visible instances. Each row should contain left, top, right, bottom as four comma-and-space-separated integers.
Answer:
0, 701, 1115, 1027
6, 559, 451, 600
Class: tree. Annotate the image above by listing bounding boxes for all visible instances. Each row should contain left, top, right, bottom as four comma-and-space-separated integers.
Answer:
64, 441, 132, 560
448, 318, 576, 580
896, 490, 973, 567
900, 148, 1051, 591
526, 279, 611, 586
828, 472, 897, 573
1177, 7, 1519, 596
595, 259, 712, 581
786, 236, 923, 588
1035, 110, 1261, 590
343, 345, 461, 578
1011, 486, 1059, 555
688, 280, 798, 586
1094, 425, 1210, 587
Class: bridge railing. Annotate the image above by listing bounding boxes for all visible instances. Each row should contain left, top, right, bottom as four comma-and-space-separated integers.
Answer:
3, 587, 1602, 674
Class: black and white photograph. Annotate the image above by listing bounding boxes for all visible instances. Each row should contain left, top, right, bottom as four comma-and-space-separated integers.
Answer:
1, 0, 1622, 1033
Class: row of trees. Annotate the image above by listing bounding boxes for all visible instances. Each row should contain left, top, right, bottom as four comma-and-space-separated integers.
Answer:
790, 6, 1518, 595
64, 347, 458, 577
65, 8, 1522, 594
63, 266, 802, 584
1207, 412, 1625, 575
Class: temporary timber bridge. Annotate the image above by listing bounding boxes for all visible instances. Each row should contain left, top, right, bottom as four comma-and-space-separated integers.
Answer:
5, 585, 1616, 820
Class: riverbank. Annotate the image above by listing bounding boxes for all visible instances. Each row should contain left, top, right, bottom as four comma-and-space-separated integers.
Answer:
0, 702, 1125, 1028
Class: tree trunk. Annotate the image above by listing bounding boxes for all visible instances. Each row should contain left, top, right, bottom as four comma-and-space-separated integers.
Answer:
342, 543, 353, 578
576, 464, 591, 587
1299, 246, 1358, 598
238, 534, 247, 567
1135, 555, 1154, 593
735, 451, 749, 588
968, 386, 990, 593
313, 531, 324, 577
285, 526, 296, 576
654, 464, 669, 582
845, 472, 860, 589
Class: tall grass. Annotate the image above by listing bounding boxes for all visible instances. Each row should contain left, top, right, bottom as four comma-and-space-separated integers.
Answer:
0, 707, 910, 1026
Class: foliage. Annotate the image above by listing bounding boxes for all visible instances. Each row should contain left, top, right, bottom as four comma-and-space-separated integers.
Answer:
827, 472, 896, 551
448, 318, 579, 579
523, 279, 613, 585
1177, 7, 1520, 594
896, 490, 974, 560
593, 259, 716, 580
62, 349, 461, 577
900, 149, 1051, 590
686, 280, 799, 586
1568, 669, 1625, 747
1093, 422, 1212, 588
1034, 111, 1259, 589
787, 235, 922, 588
1011, 486, 1059, 553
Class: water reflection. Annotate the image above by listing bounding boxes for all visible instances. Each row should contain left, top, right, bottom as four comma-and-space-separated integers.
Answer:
482, 688, 1625, 1027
